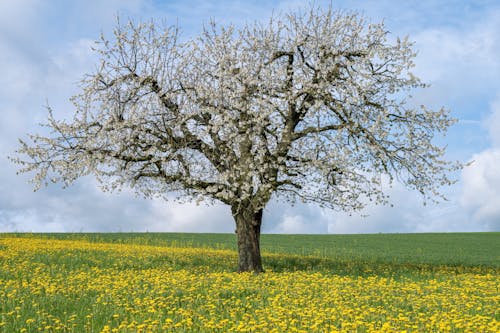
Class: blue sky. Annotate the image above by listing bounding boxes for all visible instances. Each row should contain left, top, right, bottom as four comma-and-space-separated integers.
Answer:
1, 0, 500, 233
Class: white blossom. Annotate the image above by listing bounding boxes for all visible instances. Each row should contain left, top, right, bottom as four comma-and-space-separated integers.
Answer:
12, 7, 461, 215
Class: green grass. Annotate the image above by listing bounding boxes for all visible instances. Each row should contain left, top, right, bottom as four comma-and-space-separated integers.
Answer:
3, 232, 499, 270
0, 232, 498, 332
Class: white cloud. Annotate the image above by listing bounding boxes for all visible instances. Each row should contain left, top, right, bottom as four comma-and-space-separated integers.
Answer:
144, 200, 234, 233
460, 149, 500, 230
0, 175, 235, 233
457, 94, 500, 231
327, 181, 438, 234
267, 214, 322, 234
262, 201, 328, 234
414, 23, 499, 83
410, 8, 500, 110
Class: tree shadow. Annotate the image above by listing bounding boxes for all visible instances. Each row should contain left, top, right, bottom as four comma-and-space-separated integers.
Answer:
262, 253, 497, 278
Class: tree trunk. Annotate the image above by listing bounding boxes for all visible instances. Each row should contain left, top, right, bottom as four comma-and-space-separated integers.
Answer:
232, 204, 264, 273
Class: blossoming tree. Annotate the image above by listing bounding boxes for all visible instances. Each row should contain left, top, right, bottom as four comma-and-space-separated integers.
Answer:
13, 7, 461, 272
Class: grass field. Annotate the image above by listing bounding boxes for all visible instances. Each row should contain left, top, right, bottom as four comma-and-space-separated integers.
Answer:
0, 232, 499, 332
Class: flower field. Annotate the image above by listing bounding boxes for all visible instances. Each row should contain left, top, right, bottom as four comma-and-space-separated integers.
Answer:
0, 235, 498, 332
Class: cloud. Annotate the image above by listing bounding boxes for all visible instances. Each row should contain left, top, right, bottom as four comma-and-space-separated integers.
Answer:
460, 149, 500, 231
263, 202, 328, 234
324, 179, 471, 234
398, 7, 500, 162
406, 6, 500, 122
0, 174, 235, 233
144, 198, 233, 233
458, 94, 500, 231
413, 8, 500, 88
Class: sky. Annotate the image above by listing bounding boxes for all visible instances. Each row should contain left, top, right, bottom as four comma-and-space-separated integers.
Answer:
1, 0, 500, 234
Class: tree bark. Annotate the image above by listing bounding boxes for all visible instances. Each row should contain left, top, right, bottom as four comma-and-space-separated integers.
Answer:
232, 204, 264, 273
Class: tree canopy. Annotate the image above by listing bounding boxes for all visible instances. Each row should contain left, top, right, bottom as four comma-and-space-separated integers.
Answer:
13, 7, 462, 272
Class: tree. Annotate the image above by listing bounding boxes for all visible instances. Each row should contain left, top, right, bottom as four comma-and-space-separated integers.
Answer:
12, 7, 461, 272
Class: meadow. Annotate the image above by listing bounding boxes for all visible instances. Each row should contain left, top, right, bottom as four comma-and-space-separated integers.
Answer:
0, 232, 498, 332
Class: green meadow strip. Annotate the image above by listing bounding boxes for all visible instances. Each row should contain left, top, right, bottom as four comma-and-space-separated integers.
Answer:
0, 234, 498, 332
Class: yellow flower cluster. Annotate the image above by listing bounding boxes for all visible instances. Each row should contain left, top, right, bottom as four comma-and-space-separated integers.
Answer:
0, 237, 498, 332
